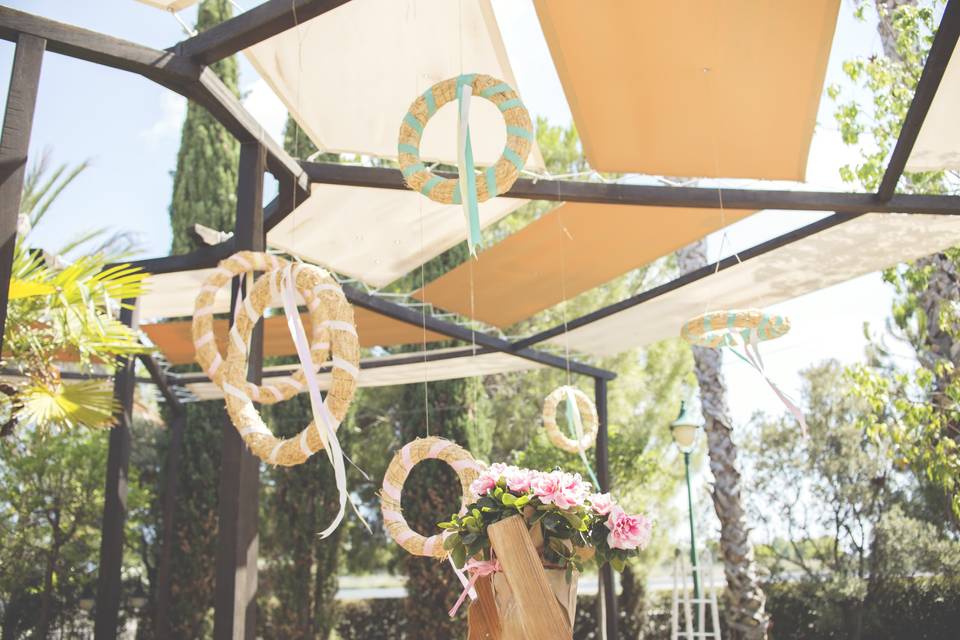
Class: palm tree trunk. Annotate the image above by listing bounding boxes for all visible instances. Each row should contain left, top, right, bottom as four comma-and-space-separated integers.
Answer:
677, 240, 768, 640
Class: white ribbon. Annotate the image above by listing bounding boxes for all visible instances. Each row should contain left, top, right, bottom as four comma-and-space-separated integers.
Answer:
279, 264, 367, 537
733, 330, 808, 435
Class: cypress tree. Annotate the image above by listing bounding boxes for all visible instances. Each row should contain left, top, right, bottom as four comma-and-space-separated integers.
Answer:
162, 1, 239, 637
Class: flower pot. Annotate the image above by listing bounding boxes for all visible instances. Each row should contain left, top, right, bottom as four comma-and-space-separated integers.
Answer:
492, 568, 578, 639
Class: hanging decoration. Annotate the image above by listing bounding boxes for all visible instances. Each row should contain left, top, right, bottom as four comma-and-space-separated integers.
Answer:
191, 250, 330, 404
193, 254, 362, 537
398, 73, 533, 256
380, 436, 483, 558
681, 309, 807, 432
542, 385, 601, 490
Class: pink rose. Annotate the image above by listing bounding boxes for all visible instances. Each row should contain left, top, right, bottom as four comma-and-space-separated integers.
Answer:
506, 467, 537, 493
470, 475, 497, 497
533, 471, 589, 509
589, 492, 615, 516
605, 507, 653, 550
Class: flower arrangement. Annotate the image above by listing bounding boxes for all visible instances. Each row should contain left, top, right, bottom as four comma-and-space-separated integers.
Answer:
438, 463, 653, 581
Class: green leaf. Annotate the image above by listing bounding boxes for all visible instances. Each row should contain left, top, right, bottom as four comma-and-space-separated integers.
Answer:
443, 533, 461, 551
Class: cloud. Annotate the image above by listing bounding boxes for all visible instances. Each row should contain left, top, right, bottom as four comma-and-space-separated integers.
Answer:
139, 92, 187, 145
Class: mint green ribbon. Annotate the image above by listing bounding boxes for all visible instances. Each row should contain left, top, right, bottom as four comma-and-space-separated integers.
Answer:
564, 387, 602, 490
456, 75, 482, 257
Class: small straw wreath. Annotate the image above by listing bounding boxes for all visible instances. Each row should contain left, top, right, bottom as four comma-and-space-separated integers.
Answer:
221, 265, 359, 467
681, 309, 791, 348
542, 386, 598, 453
191, 251, 330, 404
398, 73, 533, 204
381, 437, 483, 558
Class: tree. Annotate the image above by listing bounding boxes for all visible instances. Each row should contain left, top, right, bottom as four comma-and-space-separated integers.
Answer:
676, 240, 769, 640
831, 0, 960, 526
156, 1, 240, 636
747, 360, 960, 639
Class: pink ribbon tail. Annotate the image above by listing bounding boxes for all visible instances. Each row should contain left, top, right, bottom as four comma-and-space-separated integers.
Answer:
448, 559, 501, 618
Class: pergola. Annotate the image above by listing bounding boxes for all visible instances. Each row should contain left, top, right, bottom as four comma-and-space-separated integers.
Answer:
1, 1, 959, 638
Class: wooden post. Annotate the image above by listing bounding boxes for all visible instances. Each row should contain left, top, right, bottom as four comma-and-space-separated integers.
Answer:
595, 376, 618, 640
213, 141, 265, 640
487, 515, 572, 640
0, 33, 44, 354
94, 301, 138, 639
468, 575, 502, 640
154, 407, 185, 639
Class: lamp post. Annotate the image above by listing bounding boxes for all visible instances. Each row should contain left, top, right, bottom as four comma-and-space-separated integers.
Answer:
670, 400, 703, 619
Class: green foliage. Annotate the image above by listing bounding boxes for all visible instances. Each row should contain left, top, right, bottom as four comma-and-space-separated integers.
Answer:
0, 427, 149, 637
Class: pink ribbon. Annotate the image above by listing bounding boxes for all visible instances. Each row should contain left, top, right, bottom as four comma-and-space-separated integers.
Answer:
448, 558, 501, 617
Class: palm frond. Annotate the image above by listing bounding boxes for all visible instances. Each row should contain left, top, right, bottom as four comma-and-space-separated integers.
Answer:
18, 380, 117, 430
8, 278, 55, 300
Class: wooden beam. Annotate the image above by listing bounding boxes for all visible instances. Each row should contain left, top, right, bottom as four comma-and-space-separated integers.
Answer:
0, 7, 308, 199
877, 0, 960, 201
0, 33, 44, 355
138, 353, 184, 414
300, 161, 960, 215
94, 302, 138, 639
173, 0, 351, 65
154, 410, 184, 640
341, 285, 616, 381
594, 377, 618, 640
214, 142, 265, 640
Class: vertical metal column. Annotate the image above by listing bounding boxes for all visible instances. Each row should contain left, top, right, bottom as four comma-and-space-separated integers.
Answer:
0, 34, 45, 353
154, 407, 185, 639
213, 141, 265, 640
94, 301, 138, 639
595, 376, 619, 640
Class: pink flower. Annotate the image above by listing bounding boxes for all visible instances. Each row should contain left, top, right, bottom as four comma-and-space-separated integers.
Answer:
604, 507, 653, 550
470, 474, 497, 497
589, 492, 615, 516
505, 467, 537, 493
533, 471, 589, 509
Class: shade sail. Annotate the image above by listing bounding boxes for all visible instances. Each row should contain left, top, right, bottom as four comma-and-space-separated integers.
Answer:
182, 347, 542, 400
142, 309, 444, 365
134, 0, 198, 11
906, 38, 960, 171
244, 0, 544, 169
139, 268, 221, 320
267, 183, 527, 288
413, 202, 753, 328
533, 0, 839, 180
548, 213, 960, 357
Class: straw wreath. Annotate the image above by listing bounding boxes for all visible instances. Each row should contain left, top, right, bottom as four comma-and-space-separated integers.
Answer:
381, 437, 483, 558
542, 386, 598, 453
398, 73, 533, 204
681, 309, 791, 348
221, 265, 359, 467
192, 251, 330, 404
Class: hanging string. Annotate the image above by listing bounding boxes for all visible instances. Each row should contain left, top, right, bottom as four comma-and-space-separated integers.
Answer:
413, 0, 431, 438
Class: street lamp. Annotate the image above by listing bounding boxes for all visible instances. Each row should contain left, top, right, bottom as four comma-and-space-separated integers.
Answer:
670, 400, 703, 619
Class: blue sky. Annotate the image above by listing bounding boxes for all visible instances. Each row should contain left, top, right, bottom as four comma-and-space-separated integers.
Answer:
0, 0, 918, 428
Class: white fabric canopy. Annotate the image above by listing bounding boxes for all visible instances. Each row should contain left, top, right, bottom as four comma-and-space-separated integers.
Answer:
267, 183, 527, 287
244, 0, 544, 169
139, 268, 219, 320
134, 0, 198, 11
549, 213, 960, 357
906, 39, 960, 171
183, 347, 542, 400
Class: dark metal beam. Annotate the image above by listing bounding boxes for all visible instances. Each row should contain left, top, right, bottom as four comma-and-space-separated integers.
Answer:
0, 33, 44, 355
94, 302, 138, 639
154, 409, 184, 640
0, 7, 309, 199
594, 377, 618, 640
214, 142, 265, 640
138, 353, 184, 415
173, 0, 350, 65
511, 213, 859, 351
115, 239, 236, 275
877, 0, 960, 201
300, 161, 960, 215
342, 285, 616, 380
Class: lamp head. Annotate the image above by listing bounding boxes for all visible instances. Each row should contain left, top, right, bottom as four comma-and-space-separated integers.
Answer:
670, 400, 702, 453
